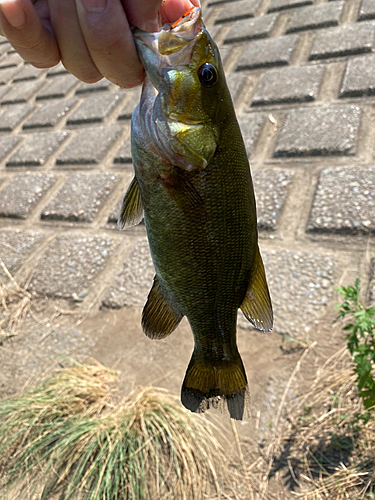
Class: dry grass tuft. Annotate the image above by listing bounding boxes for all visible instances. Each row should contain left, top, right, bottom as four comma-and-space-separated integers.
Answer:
0, 360, 234, 500
260, 346, 375, 499
0, 259, 32, 344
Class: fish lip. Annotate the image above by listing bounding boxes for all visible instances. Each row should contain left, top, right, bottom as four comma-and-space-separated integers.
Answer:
132, 7, 203, 53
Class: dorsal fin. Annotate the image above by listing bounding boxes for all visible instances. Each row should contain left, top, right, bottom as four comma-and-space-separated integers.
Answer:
118, 176, 144, 230
142, 276, 183, 339
240, 247, 273, 333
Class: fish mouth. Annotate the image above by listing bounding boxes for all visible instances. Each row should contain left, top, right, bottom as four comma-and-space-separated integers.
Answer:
132, 7, 204, 66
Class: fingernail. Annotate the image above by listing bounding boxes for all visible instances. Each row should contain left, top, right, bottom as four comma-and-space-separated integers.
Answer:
0, 0, 26, 28
80, 0, 107, 13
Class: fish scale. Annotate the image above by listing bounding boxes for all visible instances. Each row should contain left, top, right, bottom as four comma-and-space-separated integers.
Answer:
119, 7, 273, 420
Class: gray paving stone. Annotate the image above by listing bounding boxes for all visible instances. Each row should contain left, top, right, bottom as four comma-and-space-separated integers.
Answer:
0, 103, 34, 131
0, 66, 22, 85
0, 135, 20, 164
237, 113, 266, 156
75, 79, 113, 94
339, 54, 375, 97
0, 230, 45, 280
1, 80, 45, 105
286, 1, 344, 33
29, 234, 120, 300
253, 168, 294, 230
251, 65, 324, 105
108, 197, 123, 224
359, 0, 375, 21
56, 126, 121, 165
214, 0, 261, 23
0, 84, 11, 101
7, 131, 68, 166
114, 135, 132, 163
236, 35, 298, 70
47, 62, 69, 77
224, 14, 278, 43
274, 105, 362, 157
238, 249, 338, 335
117, 87, 142, 120
226, 73, 249, 103
0, 173, 56, 219
0, 52, 23, 69
0, 42, 11, 55
208, 0, 242, 5
310, 22, 375, 60
102, 239, 154, 308
41, 172, 121, 222
36, 74, 78, 100
268, 0, 312, 12
13, 65, 45, 82
307, 166, 375, 234
23, 98, 77, 129
67, 92, 123, 125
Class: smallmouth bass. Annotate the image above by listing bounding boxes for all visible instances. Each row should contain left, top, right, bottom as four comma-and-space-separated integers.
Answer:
119, 7, 273, 420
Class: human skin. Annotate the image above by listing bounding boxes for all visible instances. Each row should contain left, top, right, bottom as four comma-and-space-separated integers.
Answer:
0, 0, 200, 88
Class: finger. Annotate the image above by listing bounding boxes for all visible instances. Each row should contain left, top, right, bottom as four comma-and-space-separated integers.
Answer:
74, 0, 144, 88
48, 0, 102, 83
0, 0, 60, 67
121, 0, 161, 32
159, 0, 200, 24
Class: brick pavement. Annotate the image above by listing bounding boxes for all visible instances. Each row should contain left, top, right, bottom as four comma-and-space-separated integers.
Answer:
0, 0, 373, 339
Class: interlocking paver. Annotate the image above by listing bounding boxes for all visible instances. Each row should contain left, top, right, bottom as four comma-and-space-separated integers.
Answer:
0, 230, 45, 280
274, 105, 362, 157
0, 66, 21, 85
226, 73, 249, 104
1, 80, 45, 105
224, 14, 278, 44
340, 54, 375, 97
238, 249, 337, 335
67, 93, 123, 125
0, 103, 34, 131
36, 74, 78, 100
41, 172, 121, 222
268, 0, 312, 13
23, 98, 77, 129
0, 52, 23, 69
237, 113, 266, 157
236, 35, 298, 70
0, 173, 56, 219
214, 0, 261, 23
251, 65, 324, 105
6, 131, 68, 166
359, 0, 375, 21
286, 1, 344, 33
307, 166, 375, 234
75, 79, 113, 94
108, 197, 123, 225
253, 168, 294, 230
29, 234, 121, 300
114, 135, 132, 164
117, 87, 142, 120
310, 22, 375, 60
0, 136, 20, 162
102, 239, 154, 308
13, 65, 45, 82
56, 126, 121, 165
47, 63, 69, 77
0, 84, 11, 100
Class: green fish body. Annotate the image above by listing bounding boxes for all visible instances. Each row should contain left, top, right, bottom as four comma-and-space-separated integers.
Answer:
119, 8, 273, 420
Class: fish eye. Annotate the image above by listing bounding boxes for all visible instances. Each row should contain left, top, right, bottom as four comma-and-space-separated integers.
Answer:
198, 63, 218, 88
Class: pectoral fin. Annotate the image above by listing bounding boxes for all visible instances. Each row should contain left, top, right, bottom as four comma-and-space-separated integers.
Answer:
142, 276, 183, 339
118, 177, 144, 230
161, 168, 204, 214
240, 247, 273, 333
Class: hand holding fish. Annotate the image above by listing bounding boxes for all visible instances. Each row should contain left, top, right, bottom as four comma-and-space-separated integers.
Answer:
0, 0, 199, 87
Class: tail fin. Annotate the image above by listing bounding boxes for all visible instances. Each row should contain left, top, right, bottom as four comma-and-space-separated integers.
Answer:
181, 351, 250, 420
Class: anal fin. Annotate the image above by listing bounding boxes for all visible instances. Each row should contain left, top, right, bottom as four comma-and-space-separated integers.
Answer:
118, 176, 144, 230
142, 276, 183, 339
240, 247, 273, 333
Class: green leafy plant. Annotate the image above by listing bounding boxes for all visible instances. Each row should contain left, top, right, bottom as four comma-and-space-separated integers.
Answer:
334, 278, 375, 410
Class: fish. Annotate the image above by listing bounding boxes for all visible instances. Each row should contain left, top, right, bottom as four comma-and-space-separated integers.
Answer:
119, 7, 273, 420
